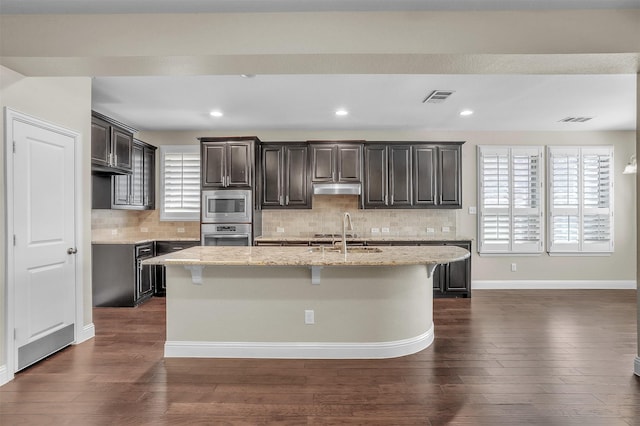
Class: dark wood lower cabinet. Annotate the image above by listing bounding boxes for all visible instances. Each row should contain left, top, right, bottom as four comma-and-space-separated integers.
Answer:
255, 238, 472, 297
92, 242, 155, 307
154, 240, 201, 296
427, 241, 472, 298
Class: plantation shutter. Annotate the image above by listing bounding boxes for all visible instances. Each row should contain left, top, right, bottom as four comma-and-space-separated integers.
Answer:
160, 146, 201, 221
478, 146, 544, 254
547, 146, 613, 254
511, 148, 544, 253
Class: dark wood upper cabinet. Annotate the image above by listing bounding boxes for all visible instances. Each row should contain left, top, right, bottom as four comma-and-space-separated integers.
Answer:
111, 140, 156, 210
200, 137, 258, 189
91, 112, 134, 174
364, 144, 411, 208
438, 144, 462, 207
363, 145, 387, 207
261, 143, 310, 209
309, 142, 362, 183
413, 145, 437, 206
363, 142, 463, 209
389, 145, 412, 206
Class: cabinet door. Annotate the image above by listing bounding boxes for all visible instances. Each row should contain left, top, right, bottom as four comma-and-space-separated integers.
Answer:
284, 145, 309, 207
413, 145, 437, 206
363, 145, 388, 207
389, 145, 412, 206
143, 146, 155, 208
443, 241, 471, 294
136, 260, 155, 302
310, 145, 335, 182
261, 145, 283, 207
91, 116, 111, 167
439, 145, 462, 207
111, 127, 133, 172
227, 142, 252, 187
202, 143, 226, 187
337, 145, 362, 182
129, 143, 144, 206
112, 174, 130, 206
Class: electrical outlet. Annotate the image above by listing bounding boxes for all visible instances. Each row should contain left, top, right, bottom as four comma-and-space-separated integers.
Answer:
304, 310, 315, 324
371, 227, 380, 233
382, 227, 390, 233
511, 263, 517, 272
111, 229, 118, 235
277, 227, 285, 233
177, 227, 185, 233
140, 227, 148, 233
442, 226, 450, 233
426, 227, 435, 233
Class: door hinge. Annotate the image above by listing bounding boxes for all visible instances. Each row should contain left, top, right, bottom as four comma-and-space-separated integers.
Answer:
13, 235, 16, 246
13, 141, 16, 153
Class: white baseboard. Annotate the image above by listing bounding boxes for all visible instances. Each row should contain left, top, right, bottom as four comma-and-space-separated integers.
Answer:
75, 323, 95, 344
0, 364, 9, 387
472, 280, 636, 290
165, 326, 434, 359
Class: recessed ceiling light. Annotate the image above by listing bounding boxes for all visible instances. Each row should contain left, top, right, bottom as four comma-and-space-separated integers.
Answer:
459, 110, 474, 116
335, 109, 349, 116
210, 110, 223, 118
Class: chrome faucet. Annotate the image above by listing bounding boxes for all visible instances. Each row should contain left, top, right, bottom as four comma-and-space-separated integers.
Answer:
341, 212, 353, 254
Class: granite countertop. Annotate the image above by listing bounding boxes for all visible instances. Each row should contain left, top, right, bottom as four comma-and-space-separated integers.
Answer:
255, 235, 473, 244
143, 245, 470, 267
92, 237, 201, 245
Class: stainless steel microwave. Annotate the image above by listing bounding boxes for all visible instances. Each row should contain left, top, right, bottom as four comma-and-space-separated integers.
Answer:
201, 189, 252, 223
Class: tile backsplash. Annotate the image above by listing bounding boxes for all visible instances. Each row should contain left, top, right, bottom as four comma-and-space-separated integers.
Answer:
92, 196, 457, 241
91, 209, 200, 241
262, 195, 457, 238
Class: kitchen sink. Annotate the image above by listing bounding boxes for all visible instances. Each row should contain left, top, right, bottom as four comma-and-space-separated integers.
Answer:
308, 246, 382, 254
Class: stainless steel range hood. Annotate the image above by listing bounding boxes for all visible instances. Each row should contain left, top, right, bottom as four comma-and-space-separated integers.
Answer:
313, 183, 362, 195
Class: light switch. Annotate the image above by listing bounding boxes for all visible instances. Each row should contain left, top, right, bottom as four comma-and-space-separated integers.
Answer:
469, 206, 477, 215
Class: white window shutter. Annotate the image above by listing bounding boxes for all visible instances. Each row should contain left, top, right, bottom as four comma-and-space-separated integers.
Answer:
581, 148, 613, 252
511, 147, 544, 253
547, 146, 613, 254
160, 146, 201, 221
478, 146, 544, 254
478, 147, 510, 253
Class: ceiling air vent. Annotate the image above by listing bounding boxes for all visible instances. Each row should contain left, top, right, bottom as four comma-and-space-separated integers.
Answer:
559, 117, 593, 123
422, 90, 455, 104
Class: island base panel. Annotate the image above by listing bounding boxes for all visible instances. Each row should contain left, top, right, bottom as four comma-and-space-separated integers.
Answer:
165, 264, 434, 359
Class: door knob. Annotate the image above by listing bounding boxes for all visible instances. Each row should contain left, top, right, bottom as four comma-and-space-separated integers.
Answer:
67, 248, 78, 255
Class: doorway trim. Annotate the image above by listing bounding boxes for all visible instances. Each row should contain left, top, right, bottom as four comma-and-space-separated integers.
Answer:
3, 107, 88, 385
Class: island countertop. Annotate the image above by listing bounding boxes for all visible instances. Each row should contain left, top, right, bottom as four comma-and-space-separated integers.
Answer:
143, 245, 469, 267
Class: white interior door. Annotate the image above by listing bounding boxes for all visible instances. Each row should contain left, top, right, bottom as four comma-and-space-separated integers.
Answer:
12, 118, 77, 372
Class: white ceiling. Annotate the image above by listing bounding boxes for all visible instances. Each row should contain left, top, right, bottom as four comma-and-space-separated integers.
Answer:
2, 0, 639, 14
92, 74, 637, 132
4, 0, 637, 132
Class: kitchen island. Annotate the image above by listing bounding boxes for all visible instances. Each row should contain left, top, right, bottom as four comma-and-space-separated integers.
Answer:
146, 245, 469, 359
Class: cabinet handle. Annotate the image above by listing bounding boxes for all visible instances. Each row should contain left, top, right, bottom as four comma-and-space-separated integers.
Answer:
108, 152, 113, 167
279, 195, 284, 205
285, 195, 290, 205
114, 153, 118, 166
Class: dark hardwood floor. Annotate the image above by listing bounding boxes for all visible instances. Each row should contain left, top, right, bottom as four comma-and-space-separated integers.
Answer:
1, 290, 638, 425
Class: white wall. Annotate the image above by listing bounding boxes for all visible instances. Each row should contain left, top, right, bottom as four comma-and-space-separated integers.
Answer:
140, 128, 636, 284
0, 66, 92, 368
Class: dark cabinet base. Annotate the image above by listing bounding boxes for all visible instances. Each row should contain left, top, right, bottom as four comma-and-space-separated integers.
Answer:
92, 243, 155, 307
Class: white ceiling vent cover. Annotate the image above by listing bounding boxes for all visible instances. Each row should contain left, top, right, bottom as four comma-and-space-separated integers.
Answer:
423, 90, 455, 103
559, 117, 593, 123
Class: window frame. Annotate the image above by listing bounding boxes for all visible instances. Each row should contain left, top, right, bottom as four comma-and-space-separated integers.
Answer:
159, 145, 201, 222
547, 146, 614, 255
477, 145, 545, 255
